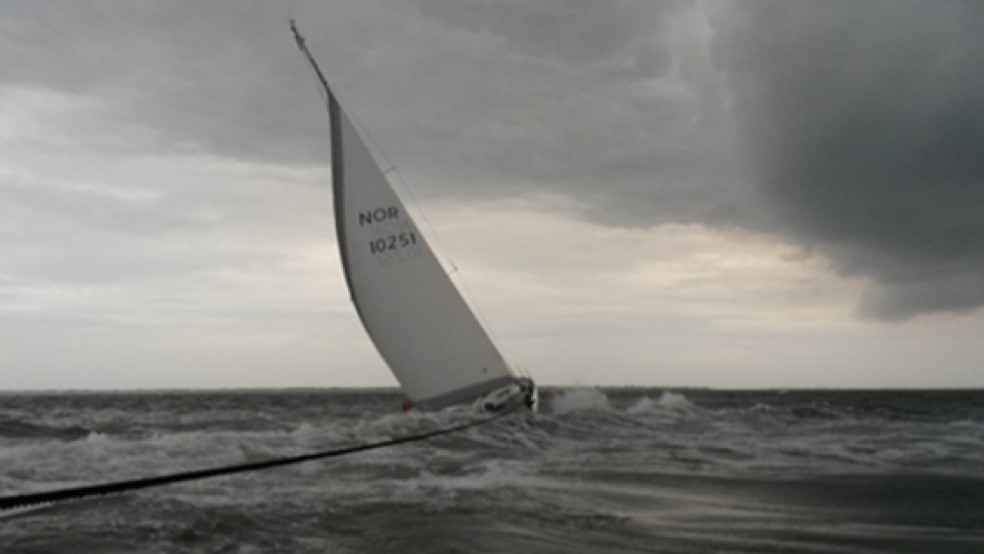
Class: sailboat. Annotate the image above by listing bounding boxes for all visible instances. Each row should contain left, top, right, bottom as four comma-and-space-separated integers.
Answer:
291, 22, 537, 413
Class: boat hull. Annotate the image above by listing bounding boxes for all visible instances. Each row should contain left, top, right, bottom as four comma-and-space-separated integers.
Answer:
474, 378, 538, 413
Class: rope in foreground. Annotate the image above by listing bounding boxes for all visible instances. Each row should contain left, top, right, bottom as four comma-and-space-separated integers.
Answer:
0, 407, 518, 512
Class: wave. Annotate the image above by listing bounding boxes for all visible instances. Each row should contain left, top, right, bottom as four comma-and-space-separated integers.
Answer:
0, 418, 92, 442
3, 389, 983, 508
626, 392, 696, 415
548, 388, 611, 414
3, 389, 983, 554
547, 388, 701, 417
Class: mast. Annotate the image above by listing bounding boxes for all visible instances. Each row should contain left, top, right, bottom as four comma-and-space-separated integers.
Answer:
291, 21, 358, 311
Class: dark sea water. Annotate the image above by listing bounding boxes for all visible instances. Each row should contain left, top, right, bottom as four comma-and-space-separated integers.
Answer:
1, 388, 983, 553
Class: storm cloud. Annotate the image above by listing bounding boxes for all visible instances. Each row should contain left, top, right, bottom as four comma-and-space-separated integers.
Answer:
0, 0, 335, 164
4, 0, 984, 389
711, 0, 984, 319
388, 0, 984, 319
5, 0, 984, 323
5, 0, 983, 323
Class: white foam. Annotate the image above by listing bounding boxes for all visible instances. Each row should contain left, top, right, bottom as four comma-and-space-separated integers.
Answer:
626, 392, 696, 415
657, 391, 695, 411
550, 388, 611, 414
626, 396, 656, 414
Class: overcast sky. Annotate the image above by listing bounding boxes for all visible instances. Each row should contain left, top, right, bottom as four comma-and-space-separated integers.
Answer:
2, 0, 983, 390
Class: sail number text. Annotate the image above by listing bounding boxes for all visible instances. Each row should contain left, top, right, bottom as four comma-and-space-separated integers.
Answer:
359, 207, 400, 226
369, 232, 418, 255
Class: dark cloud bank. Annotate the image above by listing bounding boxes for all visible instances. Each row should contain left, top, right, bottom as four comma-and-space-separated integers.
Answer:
0, 0, 324, 163
413, 0, 984, 321
4, 0, 984, 321
713, 0, 984, 319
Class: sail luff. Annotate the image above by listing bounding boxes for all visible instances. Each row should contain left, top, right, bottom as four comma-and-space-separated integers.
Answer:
329, 93, 360, 308
291, 21, 360, 311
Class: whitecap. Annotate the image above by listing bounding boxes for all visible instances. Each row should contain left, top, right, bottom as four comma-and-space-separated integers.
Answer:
550, 388, 611, 414
626, 392, 696, 415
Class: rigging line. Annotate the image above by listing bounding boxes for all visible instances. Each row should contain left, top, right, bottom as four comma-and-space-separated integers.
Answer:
291, 20, 330, 114
289, 22, 503, 351
290, 23, 461, 277
376, 147, 461, 274
454, 266, 506, 349
334, 93, 463, 276
290, 20, 465, 291
0, 405, 521, 513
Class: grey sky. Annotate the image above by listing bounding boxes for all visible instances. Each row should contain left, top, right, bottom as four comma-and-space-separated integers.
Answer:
713, 0, 984, 319
2, 1, 983, 389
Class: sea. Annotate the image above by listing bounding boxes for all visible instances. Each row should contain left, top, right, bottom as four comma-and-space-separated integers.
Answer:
1, 388, 982, 553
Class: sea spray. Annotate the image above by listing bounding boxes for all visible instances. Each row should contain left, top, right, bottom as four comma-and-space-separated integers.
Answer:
549, 388, 611, 414
2, 389, 982, 553
626, 391, 696, 415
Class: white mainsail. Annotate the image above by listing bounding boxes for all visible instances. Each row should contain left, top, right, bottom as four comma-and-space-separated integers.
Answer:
292, 23, 521, 409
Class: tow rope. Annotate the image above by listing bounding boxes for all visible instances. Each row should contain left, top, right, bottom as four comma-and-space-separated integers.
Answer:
0, 407, 519, 512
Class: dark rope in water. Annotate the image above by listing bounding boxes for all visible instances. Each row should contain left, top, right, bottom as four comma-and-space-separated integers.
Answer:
0, 407, 519, 512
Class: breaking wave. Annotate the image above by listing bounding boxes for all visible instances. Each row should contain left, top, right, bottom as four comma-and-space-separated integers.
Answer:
549, 388, 611, 414
626, 391, 696, 415
2, 389, 984, 553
